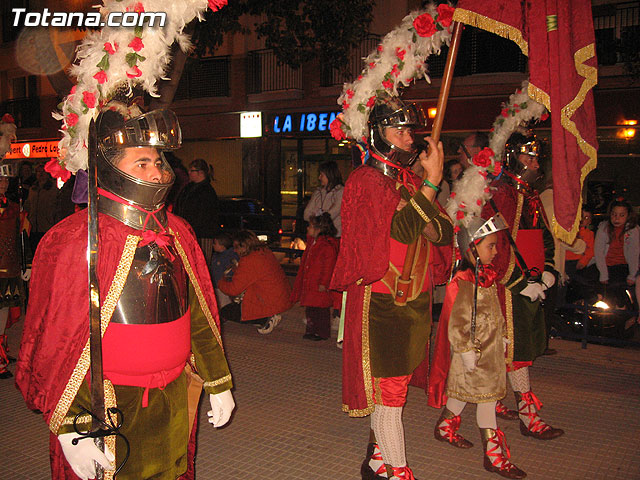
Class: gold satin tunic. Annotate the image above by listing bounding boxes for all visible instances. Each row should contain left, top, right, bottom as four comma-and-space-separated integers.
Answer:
445, 280, 507, 403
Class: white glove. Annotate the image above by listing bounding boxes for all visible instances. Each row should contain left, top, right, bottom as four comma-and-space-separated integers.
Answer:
541, 271, 556, 290
21, 268, 31, 282
459, 350, 479, 373
58, 432, 114, 480
520, 282, 546, 302
208, 390, 235, 428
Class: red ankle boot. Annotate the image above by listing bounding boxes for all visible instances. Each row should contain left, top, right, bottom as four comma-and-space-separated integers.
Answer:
515, 391, 564, 440
434, 408, 473, 448
480, 427, 527, 479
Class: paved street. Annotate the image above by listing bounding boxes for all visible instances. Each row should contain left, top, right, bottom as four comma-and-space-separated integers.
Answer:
2, 305, 640, 479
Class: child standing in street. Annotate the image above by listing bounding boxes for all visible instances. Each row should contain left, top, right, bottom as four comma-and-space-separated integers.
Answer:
291, 213, 339, 341
429, 214, 527, 479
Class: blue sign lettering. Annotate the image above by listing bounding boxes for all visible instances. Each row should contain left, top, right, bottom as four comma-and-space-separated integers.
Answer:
318, 113, 328, 131
282, 115, 292, 133
270, 111, 340, 135
306, 114, 317, 132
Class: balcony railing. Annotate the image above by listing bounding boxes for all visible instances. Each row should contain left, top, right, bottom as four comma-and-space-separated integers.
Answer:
320, 34, 381, 87
0, 97, 40, 128
247, 49, 302, 94
174, 56, 230, 100
594, 2, 640, 66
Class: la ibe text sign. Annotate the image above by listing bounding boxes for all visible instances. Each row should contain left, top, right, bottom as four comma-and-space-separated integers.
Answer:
266, 111, 340, 136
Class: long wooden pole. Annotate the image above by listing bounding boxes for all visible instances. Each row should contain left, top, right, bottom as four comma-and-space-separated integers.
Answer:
394, 21, 463, 305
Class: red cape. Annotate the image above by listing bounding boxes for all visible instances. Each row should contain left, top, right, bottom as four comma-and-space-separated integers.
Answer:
15, 210, 220, 425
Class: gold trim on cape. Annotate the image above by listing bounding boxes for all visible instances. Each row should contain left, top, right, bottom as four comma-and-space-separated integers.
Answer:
529, 43, 598, 244
49, 235, 139, 434
343, 285, 375, 417
171, 229, 225, 353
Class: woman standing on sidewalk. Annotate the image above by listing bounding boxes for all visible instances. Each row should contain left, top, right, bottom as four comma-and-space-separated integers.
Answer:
304, 161, 344, 237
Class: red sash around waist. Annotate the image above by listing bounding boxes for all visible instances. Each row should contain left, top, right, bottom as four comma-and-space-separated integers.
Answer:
102, 307, 191, 407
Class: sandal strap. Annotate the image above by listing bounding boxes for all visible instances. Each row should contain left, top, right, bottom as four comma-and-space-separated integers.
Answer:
438, 415, 465, 442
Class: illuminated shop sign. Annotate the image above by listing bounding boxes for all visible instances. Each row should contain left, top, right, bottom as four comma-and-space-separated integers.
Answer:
267, 111, 340, 135
4, 140, 59, 159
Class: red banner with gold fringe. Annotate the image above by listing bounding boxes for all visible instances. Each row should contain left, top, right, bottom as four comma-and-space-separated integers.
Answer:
453, 0, 598, 243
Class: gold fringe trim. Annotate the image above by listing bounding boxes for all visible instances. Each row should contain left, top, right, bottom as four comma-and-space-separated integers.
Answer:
528, 43, 598, 244
505, 289, 514, 364
527, 83, 551, 112
346, 285, 375, 418
171, 229, 225, 353
103, 379, 117, 480
453, 8, 528, 56
555, 43, 598, 243
49, 235, 139, 434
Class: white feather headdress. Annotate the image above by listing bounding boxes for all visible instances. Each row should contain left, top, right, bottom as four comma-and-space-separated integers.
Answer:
52, 0, 226, 175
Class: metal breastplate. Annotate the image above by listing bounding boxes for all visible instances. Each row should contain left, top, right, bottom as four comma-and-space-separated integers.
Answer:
110, 242, 188, 324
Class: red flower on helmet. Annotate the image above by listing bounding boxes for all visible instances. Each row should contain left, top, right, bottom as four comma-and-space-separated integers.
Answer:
382, 79, 394, 90
128, 37, 144, 52
93, 70, 107, 84
126, 66, 142, 78
366, 96, 376, 108
44, 158, 71, 182
330, 116, 346, 141
436, 4, 455, 27
208, 0, 228, 11
472, 147, 494, 168
1, 114, 15, 124
82, 90, 97, 109
104, 42, 118, 55
456, 210, 465, 220
66, 113, 79, 127
413, 13, 437, 37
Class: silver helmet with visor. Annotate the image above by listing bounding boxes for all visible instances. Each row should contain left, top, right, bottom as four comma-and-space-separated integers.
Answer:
96, 103, 181, 211
457, 213, 508, 258
368, 94, 426, 179
504, 132, 543, 188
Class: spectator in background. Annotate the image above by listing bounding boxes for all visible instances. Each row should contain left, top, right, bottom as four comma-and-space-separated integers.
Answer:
304, 161, 344, 237
209, 231, 239, 310
164, 151, 189, 212
217, 230, 292, 335
291, 213, 340, 341
589, 198, 639, 307
564, 205, 595, 280
457, 132, 489, 173
24, 164, 57, 252
175, 158, 219, 262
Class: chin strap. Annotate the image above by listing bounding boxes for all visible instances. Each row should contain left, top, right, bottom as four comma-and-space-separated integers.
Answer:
98, 188, 174, 260
369, 151, 420, 193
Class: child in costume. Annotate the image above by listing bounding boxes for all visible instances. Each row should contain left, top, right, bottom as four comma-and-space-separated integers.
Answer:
291, 212, 340, 341
431, 214, 527, 479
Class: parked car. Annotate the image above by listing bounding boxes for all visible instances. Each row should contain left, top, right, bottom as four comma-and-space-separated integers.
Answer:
218, 197, 282, 246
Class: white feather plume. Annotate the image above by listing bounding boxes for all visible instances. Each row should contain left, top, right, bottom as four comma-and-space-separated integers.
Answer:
337, 4, 453, 141
54, 0, 211, 174
445, 80, 547, 229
